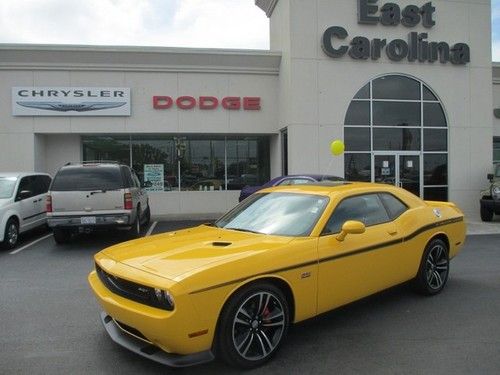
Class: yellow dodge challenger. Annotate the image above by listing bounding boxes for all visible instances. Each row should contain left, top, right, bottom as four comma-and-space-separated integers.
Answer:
88, 182, 465, 368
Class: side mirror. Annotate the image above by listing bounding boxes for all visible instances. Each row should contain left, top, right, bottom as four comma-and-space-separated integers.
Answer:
487, 173, 494, 182
336, 220, 366, 242
142, 180, 153, 188
16, 190, 32, 201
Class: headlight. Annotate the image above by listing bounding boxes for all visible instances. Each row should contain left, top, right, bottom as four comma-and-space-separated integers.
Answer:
491, 186, 500, 201
152, 288, 175, 311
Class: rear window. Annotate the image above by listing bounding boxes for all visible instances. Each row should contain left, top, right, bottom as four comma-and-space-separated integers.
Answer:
51, 167, 124, 191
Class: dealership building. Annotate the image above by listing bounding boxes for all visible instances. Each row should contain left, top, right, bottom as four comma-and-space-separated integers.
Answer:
0, 0, 498, 218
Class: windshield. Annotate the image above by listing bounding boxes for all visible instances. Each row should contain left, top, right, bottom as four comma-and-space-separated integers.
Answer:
0, 177, 18, 199
215, 192, 329, 236
51, 167, 124, 191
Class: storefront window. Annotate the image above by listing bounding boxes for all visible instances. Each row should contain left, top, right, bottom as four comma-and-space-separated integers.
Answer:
82, 136, 130, 165
82, 135, 270, 192
131, 136, 176, 191
494, 137, 500, 165
344, 74, 448, 201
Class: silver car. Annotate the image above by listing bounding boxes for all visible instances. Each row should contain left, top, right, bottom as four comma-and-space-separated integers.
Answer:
47, 162, 151, 244
0, 172, 52, 249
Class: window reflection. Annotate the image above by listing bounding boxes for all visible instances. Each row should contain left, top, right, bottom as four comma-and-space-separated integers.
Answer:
345, 127, 371, 151
82, 136, 131, 165
345, 153, 371, 182
423, 103, 447, 127
372, 76, 420, 100
82, 135, 270, 192
373, 128, 421, 151
345, 101, 370, 125
424, 154, 448, 185
373, 102, 421, 126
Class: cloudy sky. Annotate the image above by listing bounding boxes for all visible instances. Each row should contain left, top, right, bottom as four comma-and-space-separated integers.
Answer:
0, 0, 498, 61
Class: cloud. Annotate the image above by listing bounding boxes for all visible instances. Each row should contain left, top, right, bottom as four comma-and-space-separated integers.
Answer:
0, 0, 269, 49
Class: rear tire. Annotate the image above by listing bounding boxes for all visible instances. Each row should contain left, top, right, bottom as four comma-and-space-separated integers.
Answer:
143, 206, 151, 227
53, 228, 71, 244
2, 218, 19, 250
412, 238, 449, 295
128, 209, 141, 239
480, 204, 494, 222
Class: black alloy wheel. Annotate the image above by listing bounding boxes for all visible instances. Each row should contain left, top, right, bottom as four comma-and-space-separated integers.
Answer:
217, 282, 289, 369
2, 218, 19, 250
413, 238, 450, 295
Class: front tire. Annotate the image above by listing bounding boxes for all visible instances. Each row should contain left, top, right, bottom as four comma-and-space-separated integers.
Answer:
412, 238, 449, 295
480, 203, 494, 222
2, 218, 19, 250
217, 282, 289, 369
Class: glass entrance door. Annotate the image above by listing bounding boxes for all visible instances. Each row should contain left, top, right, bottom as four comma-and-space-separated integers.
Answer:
374, 154, 420, 197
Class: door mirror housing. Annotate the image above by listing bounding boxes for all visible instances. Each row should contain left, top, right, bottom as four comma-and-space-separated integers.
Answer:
487, 173, 494, 182
336, 220, 366, 242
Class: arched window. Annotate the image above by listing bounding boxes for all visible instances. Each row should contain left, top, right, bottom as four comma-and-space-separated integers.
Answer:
344, 74, 448, 201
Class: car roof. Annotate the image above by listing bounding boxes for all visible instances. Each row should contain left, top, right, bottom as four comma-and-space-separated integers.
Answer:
260, 182, 424, 204
0, 172, 50, 178
60, 163, 123, 169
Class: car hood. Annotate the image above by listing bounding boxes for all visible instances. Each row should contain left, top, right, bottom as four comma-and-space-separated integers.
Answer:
101, 225, 294, 281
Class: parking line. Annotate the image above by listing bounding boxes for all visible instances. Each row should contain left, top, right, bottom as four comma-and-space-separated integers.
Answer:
10, 233, 53, 255
145, 221, 158, 237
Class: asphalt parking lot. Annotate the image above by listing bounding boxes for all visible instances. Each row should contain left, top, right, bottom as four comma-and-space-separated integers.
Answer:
1, 222, 499, 375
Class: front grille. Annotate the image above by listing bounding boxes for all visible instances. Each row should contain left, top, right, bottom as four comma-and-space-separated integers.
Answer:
95, 263, 171, 311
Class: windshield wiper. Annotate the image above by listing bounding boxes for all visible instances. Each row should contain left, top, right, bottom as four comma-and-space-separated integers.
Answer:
225, 227, 262, 234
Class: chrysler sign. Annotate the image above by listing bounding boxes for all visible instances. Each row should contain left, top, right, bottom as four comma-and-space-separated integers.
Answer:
12, 87, 131, 116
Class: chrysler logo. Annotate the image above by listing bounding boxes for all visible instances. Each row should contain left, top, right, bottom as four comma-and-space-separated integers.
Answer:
16, 101, 126, 112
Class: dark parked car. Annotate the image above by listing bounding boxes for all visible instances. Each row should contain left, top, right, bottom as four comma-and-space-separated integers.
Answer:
238, 174, 344, 202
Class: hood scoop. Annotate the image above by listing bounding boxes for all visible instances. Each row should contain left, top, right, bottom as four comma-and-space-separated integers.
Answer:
212, 241, 232, 247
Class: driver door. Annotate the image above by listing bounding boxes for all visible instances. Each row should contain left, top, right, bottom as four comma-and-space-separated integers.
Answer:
316, 193, 406, 314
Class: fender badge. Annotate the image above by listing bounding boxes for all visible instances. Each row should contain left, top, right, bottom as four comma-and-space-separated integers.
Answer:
301, 272, 311, 279
433, 208, 442, 218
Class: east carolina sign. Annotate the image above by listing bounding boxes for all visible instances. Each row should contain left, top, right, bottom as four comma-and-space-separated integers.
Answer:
322, 0, 470, 65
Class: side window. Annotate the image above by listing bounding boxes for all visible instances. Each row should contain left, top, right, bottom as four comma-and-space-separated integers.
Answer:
121, 167, 135, 188
323, 194, 390, 234
132, 171, 141, 188
32, 175, 51, 195
379, 193, 408, 220
16, 176, 35, 200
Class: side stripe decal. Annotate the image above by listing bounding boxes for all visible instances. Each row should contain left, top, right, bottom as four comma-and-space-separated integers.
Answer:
188, 216, 464, 295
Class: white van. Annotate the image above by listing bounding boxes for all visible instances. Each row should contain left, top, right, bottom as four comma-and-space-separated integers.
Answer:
0, 172, 52, 249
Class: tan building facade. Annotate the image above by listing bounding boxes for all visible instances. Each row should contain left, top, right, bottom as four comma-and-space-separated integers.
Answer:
0, 0, 496, 217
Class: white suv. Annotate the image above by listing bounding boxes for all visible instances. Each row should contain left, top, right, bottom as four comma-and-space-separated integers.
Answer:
47, 162, 151, 244
0, 172, 52, 249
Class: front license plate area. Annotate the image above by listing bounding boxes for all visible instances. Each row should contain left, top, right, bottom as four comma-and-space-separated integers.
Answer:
81, 216, 97, 225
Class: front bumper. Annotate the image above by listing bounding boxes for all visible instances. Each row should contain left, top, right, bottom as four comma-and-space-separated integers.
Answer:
88, 270, 216, 365
99, 312, 214, 367
47, 214, 131, 228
